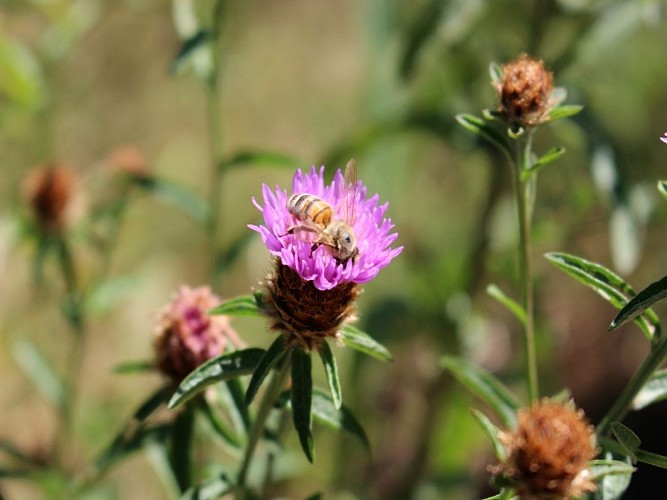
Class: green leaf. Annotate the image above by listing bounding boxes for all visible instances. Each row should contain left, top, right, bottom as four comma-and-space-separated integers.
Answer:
548, 105, 583, 122
589, 459, 636, 481
0, 439, 40, 466
398, 0, 444, 79
95, 424, 172, 472
339, 324, 392, 362
220, 151, 302, 171
224, 378, 251, 437
310, 388, 370, 452
545, 252, 659, 340
132, 177, 208, 225
245, 336, 286, 406
318, 342, 342, 410
632, 369, 667, 410
135, 385, 173, 422
486, 284, 526, 326
113, 360, 154, 374
197, 398, 241, 449
470, 409, 506, 461
0, 32, 45, 109
168, 349, 265, 409
171, 30, 209, 74
209, 295, 264, 317
441, 356, 520, 427
657, 180, 667, 201
291, 349, 314, 463
590, 457, 634, 500
0, 468, 31, 479
12, 337, 65, 409
215, 231, 256, 276
611, 422, 641, 462
489, 62, 502, 85
610, 275, 667, 332
521, 146, 566, 180
456, 113, 511, 157
180, 473, 232, 500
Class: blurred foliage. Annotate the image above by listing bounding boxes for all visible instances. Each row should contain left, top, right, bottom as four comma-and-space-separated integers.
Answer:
1, 0, 667, 498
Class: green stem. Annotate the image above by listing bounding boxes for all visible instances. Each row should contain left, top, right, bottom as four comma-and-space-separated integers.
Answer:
236, 351, 292, 497
513, 134, 539, 402
207, 0, 226, 284
597, 336, 667, 436
169, 406, 195, 492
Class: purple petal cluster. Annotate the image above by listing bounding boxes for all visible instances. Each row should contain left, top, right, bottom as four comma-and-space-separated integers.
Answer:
250, 166, 402, 291
661, 132, 667, 144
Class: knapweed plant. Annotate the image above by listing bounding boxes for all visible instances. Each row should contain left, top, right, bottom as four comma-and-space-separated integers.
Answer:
448, 55, 667, 499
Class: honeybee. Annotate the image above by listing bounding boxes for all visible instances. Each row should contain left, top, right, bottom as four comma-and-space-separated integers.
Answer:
284, 159, 359, 263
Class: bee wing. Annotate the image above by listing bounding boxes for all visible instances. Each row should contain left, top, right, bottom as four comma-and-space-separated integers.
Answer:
288, 219, 324, 243
342, 158, 358, 225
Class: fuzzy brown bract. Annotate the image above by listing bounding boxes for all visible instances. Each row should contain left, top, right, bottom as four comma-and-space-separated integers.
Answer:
22, 163, 77, 232
264, 259, 361, 351
494, 399, 597, 499
496, 54, 554, 127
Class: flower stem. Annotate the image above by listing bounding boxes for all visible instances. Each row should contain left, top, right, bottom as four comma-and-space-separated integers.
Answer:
597, 336, 667, 436
236, 351, 292, 497
513, 133, 539, 402
169, 405, 195, 492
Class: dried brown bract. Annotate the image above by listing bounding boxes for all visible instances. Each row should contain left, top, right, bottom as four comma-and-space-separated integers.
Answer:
22, 163, 77, 233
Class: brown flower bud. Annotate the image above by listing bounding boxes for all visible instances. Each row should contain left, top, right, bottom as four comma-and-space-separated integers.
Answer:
264, 259, 361, 352
154, 285, 241, 382
22, 163, 77, 232
496, 55, 554, 127
107, 145, 149, 179
493, 399, 597, 499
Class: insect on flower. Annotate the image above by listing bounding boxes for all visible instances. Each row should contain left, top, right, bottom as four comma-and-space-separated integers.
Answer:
284, 159, 359, 263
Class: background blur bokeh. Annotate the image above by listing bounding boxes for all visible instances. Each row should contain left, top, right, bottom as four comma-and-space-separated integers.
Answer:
2, 0, 667, 498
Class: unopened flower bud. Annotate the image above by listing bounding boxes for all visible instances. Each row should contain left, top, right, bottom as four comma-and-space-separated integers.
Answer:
154, 285, 241, 382
22, 163, 77, 233
493, 399, 597, 499
107, 145, 149, 179
496, 55, 554, 127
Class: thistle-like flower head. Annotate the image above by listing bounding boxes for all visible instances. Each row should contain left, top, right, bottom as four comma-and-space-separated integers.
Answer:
250, 166, 402, 291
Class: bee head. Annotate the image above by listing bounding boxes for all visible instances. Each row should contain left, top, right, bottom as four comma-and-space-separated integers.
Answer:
332, 224, 357, 261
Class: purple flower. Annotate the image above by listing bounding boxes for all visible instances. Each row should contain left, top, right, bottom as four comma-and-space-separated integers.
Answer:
250, 166, 402, 291
661, 132, 667, 144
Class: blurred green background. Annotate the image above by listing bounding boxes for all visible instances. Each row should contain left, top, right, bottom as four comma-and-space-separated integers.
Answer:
2, 0, 667, 498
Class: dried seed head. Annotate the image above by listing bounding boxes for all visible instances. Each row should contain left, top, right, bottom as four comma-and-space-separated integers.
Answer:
264, 259, 361, 351
493, 399, 597, 499
107, 145, 149, 179
22, 163, 77, 232
496, 54, 554, 127
154, 285, 240, 382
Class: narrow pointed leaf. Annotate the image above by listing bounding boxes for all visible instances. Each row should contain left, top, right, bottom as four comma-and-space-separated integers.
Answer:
632, 369, 667, 410
339, 324, 392, 362
132, 177, 208, 225
12, 337, 66, 409
310, 388, 370, 452
590, 457, 634, 500
545, 252, 658, 339
171, 30, 209, 74
657, 180, 667, 200
318, 342, 342, 410
220, 150, 302, 171
291, 349, 314, 463
456, 113, 510, 156
135, 385, 173, 422
441, 356, 519, 427
611, 422, 641, 462
209, 295, 264, 317
589, 459, 636, 481
95, 424, 172, 471
489, 62, 502, 84
197, 398, 241, 449
113, 359, 154, 374
181, 474, 232, 500
610, 275, 667, 331
522, 146, 566, 179
487, 284, 526, 326
224, 378, 251, 435
168, 348, 265, 409
471, 409, 506, 461
547, 105, 583, 122
245, 336, 286, 406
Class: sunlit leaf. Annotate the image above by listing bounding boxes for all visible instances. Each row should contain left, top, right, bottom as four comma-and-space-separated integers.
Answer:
487, 284, 526, 326
220, 150, 302, 171
0, 32, 45, 109
456, 114, 511, 157
209, 295, 264, 317
181, 473, 232, 500
291, 349, 314, 463
168, 349, 265, 409
610, 275, 667, 332
521, 146, 566, 180
657, 180, 667, 201
339, 324, 392, 362
547, 105, 583, 122
84, 276, 139, 316
611, 422, 641, 463
132, 177, 208, 225
471, 409, 506, 461
12, 337, 65, 409
245, 337, 286, 406
545, 252, 658, 339
310, 388, 370, 452
633, 369, 667, 410
441, 356, 520, 427
318, 342, 342, 410
489, 62, 502, 85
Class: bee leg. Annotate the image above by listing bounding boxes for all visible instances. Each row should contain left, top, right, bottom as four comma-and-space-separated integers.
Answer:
309, 243, 318, 257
